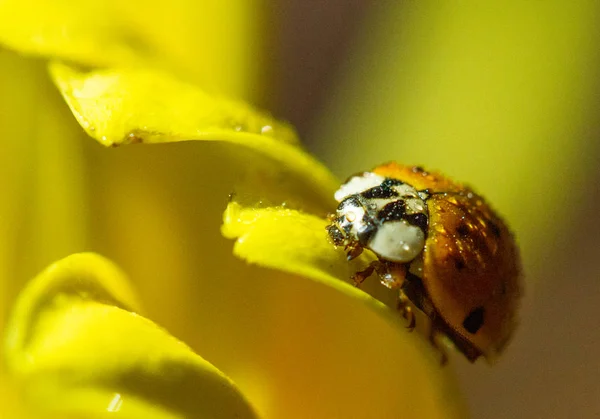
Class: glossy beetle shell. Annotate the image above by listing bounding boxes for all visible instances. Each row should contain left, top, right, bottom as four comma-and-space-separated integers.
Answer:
372, 162, 522, 360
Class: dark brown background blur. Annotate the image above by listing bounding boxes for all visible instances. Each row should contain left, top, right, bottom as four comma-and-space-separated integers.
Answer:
271, 1, 600, 418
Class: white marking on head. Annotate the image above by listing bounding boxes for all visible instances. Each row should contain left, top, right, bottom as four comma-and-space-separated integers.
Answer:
368, 220, 425, 262
392, 183, 418, 198
334, 173, 386, 202
405, 197, 426, 214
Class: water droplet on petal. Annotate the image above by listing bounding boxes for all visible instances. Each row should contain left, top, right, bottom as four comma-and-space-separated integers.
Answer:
107, 393, 123, 412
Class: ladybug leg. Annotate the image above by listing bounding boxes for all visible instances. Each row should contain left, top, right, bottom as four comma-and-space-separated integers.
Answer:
351, 261, 377, 286
345, 243, 363, 261
375, 263, 415, 330
351, 258, 404, 287
397, 291, 416, 331
428, 324, 450, 366
375, 261, 407, 290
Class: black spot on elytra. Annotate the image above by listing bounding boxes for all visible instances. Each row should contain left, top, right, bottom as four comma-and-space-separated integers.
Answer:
411, 166, 429, 176
462, 306, 485, 334
378, 200, 406, 222
453, 257, 465, 271
500, 280, 507, 295
456, 223, 470, 238
488, 220, 501, 237
405, 213, 428, 233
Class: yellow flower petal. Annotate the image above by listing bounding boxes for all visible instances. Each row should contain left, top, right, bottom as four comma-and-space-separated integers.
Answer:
222, 203, 467, 418
4, 253, 258, 419
222, 202, 386, 311
222, 201, 415, 341
0, 49, 89, 360
49, 62, 338, 214
0, 0, 266, 100
0, 1, 139, 67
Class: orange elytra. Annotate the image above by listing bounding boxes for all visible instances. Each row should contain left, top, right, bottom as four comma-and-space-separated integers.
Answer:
326, 162, 522, 362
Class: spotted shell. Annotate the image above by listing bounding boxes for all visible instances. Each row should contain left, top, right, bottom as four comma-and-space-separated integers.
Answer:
372, 162, 522, 360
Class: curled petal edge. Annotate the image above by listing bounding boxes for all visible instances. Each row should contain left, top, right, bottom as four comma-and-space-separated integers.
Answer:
49, 62, 338, 215
4, 253, 259, 419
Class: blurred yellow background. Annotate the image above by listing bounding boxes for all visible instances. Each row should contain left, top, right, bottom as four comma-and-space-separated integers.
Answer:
306, 3, 600, 418
1, 1, 599, 418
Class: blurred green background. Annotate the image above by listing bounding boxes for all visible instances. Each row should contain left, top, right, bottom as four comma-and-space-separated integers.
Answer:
1, 1, 599, 417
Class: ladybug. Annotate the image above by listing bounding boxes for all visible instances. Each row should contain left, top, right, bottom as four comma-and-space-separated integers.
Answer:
326, 162, 522, 363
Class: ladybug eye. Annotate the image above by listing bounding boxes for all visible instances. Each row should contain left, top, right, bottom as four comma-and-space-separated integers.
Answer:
368, 221, 425, 263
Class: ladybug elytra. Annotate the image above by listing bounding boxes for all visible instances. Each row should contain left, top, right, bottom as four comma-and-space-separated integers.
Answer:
326, 163, 522, 363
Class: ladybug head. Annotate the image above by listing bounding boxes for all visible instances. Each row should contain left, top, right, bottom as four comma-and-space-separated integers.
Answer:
327, 172, 428, 264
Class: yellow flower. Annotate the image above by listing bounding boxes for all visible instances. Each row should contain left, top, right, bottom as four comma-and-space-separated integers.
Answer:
0, 0, 268, 336
2, 59, 466, 417
5, 253, 259, 418
3, 2, 596, 418
0, 3, 467, 418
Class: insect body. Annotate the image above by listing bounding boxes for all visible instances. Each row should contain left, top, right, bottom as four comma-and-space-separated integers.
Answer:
326, 163, 522, 362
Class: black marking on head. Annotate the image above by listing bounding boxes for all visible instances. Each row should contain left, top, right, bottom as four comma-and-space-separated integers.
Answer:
404, 213, 428, 233
462, 306, 485, 334
356, 221, 377, 246
360, 178, 404, 200
378, 200, 406, 223
382, 178, 404, 187
339, 195, 362, 211
362, 186, 395, 200
361, 186, 395, 199
488, 220, 501, 238
456, 223, 470, 238
326, 225, 345, 245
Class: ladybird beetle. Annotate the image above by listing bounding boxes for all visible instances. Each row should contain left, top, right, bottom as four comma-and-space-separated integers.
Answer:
326, 162, 522, 363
